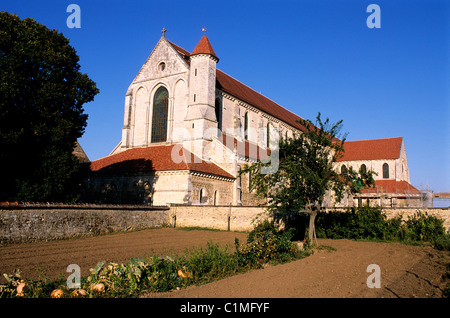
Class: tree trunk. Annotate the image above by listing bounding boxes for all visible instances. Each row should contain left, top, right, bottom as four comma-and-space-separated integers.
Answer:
308, 209, 318, 246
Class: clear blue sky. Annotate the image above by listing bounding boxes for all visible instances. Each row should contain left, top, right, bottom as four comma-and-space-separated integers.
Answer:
2, 0, 449, 192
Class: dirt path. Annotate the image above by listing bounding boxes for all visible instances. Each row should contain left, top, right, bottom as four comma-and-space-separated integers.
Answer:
1, 229, 448, 298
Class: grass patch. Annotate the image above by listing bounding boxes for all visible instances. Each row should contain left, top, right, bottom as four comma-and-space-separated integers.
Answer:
317, 245, 337, 252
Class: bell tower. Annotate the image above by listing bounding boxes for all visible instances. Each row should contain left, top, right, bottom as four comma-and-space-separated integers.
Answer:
184, 34, 219, 159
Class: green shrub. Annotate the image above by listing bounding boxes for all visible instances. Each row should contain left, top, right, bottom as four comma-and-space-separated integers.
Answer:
316, 206, 399, 240
432, 233, 450, 251
401, 210, 445, 243
235, 220, 301, 267
316, 207, 447, 245
182, 242, 240, 284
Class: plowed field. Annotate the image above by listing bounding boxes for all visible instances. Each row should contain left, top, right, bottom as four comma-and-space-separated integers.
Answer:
1, 228, 448, 298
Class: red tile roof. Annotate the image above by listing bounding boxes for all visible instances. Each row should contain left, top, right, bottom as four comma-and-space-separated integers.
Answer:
361, 180, 421, 195
218, 133, 270, 160
167, 39, 310, 133
191, 35, 218, 60
168, 40, 191, 63
90, 145, 235, 179
215, 70, 309, 132
337, 137, 403, 162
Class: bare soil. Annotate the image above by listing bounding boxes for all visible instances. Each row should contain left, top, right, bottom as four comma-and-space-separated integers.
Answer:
1, 228, 448, 298
0, 228, 247, 281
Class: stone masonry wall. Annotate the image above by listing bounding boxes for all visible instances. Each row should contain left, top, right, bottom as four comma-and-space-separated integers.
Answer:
0, 204, 170, 244
169, 206, 450, 232
170, 204, 268, 232
1, 204, 448, 244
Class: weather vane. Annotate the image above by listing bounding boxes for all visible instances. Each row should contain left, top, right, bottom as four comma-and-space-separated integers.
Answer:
202, 27, 207, 34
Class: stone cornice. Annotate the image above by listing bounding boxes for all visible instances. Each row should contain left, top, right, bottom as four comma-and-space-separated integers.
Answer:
189, 171, 235, 182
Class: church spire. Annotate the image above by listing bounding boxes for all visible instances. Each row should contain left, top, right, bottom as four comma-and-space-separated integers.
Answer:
191, 34, 218, 61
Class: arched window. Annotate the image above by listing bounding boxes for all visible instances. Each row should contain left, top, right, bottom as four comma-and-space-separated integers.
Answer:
151, 86, 169, 143
215, 98, 222, 134
341, 165, 348, 175
244, 112, 248, 140
360, 164, 367, 173
383, 163, 389, 179
266, 123, 270, 148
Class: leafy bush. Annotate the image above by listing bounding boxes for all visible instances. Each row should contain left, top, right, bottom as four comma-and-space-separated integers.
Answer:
316, 206, 448, 248
235, 220, 303, 267
182, 242, 240, 284
432, 233, 450, 251
401, 210, 445, 243
315, 206, 399, 240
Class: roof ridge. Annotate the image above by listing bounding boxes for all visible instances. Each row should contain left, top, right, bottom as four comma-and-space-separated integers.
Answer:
345, 136, 403, 143
216, 69, 304, 123
166, 40, 300, 119
166, 39, 312, 134
167, 40, 191, 58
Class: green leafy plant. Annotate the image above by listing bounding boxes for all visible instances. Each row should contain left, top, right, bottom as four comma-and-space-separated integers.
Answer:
0, 269, 23, 297
316, 206, 447, 247
235, 220, 303, 267
432, 233, 450, 251
401, 210, 445, 243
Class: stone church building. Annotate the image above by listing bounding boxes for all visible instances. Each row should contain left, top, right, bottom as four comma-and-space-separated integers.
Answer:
82, 32, 422, 207
335, 137, 423, 207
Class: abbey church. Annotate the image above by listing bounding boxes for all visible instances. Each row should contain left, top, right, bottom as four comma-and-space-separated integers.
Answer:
83, 32, 424, 208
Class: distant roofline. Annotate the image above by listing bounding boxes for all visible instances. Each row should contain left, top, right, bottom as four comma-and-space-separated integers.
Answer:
344, 136, 403, 143
337, 136, 403, 162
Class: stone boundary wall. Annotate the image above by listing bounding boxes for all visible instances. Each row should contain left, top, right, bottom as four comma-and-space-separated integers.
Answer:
169, 204, 268, 232
0, 204, 170, 244
170, 205, 450, 232
1, 204, 448, 244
